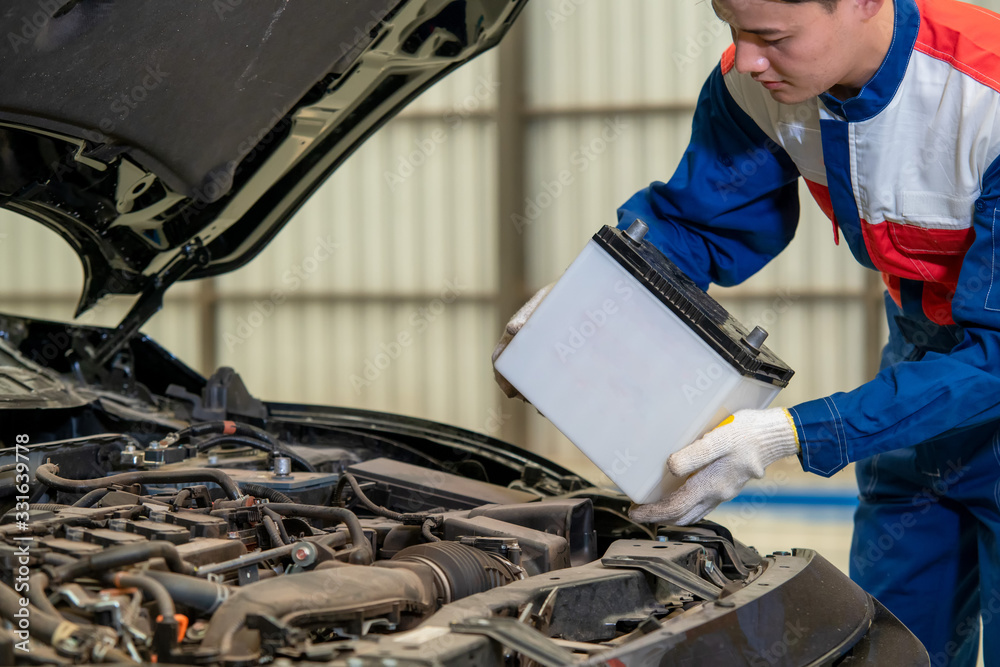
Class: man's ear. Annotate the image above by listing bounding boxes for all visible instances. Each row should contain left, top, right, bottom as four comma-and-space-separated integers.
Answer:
852, 0, 887, 21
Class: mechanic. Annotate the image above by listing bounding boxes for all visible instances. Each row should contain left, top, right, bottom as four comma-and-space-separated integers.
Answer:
493, 0, 1000, 663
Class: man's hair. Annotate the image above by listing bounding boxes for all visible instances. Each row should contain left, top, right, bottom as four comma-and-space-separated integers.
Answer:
778, 0, 840, 10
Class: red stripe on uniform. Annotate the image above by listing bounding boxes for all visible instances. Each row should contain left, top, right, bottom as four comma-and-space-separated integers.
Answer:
922, 281, 959, 325
721, 44, 735, 75
915, 0, 1000, 93
882, 273, 903, 309
804, 180, 834, 220
881, 265, 957, 326
861, 219, 972, 283
863, 219, 972, 325
803, 179, 839, 244
880, 276, 959, 326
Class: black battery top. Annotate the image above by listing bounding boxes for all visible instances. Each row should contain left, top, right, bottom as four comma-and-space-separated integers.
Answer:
594, 223, 794, 388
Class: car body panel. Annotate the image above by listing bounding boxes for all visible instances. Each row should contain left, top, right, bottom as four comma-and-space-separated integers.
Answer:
0, 0, 524, 322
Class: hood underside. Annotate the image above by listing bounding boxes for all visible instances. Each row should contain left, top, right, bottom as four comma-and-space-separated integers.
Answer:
0, 0, 523, 363
1, 0, 408, 202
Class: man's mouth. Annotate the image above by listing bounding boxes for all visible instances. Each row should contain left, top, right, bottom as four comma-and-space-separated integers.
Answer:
757, 80, 786, 90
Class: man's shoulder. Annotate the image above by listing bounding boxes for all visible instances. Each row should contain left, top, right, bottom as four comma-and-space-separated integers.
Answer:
716, 51, 815, 141
916, 0, 1000, 93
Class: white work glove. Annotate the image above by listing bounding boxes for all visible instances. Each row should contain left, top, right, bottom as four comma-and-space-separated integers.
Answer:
629, 408, 800, 525
492, 283, 555, 399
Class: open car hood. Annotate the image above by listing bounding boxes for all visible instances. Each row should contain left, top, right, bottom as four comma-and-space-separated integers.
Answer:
0, 0, 524, 364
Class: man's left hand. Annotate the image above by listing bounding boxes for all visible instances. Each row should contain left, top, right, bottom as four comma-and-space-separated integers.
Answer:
628, 408, 800, 525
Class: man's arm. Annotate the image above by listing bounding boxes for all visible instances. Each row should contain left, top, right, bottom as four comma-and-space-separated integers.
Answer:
495, 60, 801, 398
791, 155, 1000, 476
616, 63, 801, 290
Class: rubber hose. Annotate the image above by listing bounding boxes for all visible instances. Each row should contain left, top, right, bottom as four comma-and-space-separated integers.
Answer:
0, 580, 75, 643
143, 570, 230, 613
261, 515, 285, 547
101, 646, 140, 663
239, 482, 295, 504
42, 552, 77, 567
104, 572, 175, 619
72, 488, 110, 508
334, 473, 405, 521
165, 420, 277, 447
200, 566, 430, 663
0, 465, 19, 499
261, 506, 290, 544
421, 517, 442, 543
50, 541, 195, 584
27, 573, 60, 617
263, 503, 371, 563
35, 462, 242, 501
171, 488, 192, 511
200, 435, 316, 473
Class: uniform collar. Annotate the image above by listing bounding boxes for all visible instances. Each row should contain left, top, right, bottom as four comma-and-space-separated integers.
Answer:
819, 0, 920, 121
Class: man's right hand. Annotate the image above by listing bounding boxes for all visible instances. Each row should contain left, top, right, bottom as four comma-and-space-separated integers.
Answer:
491, 283, 554, 399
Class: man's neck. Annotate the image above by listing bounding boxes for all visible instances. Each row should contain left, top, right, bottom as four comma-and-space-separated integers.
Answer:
828, 0, 897, 101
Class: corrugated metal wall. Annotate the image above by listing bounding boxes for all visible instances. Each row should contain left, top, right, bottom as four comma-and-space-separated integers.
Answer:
3, 0, 999, 486
521, 0, 871, 467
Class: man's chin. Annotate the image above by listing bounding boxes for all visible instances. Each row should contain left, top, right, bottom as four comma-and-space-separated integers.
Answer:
766, 86, 813, 105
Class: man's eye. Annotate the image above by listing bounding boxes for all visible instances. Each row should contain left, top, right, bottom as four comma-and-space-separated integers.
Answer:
762, 37, 787, 46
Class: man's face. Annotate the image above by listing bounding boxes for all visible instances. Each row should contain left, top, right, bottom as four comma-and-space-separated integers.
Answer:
713, 0, 867, 104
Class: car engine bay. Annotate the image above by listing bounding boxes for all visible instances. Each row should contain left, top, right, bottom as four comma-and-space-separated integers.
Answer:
0, 315, 925, 666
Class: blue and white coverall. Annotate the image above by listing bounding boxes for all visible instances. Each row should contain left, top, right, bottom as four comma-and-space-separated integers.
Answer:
616, 0, 1000, 662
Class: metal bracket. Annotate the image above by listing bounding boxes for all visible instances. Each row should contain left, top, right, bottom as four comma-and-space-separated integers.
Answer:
237, 564, 259, 586
79, 238, 210, 369
660, 531, 756, 578
601, 555, 722, 600
450, 617, 578, 667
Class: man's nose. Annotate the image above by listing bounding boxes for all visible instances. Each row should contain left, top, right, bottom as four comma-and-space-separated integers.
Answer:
734, 37, 768, 75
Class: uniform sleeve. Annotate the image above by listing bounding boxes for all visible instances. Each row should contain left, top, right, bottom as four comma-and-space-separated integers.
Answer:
616, 64, 801, 290
790, 155, 1000, 476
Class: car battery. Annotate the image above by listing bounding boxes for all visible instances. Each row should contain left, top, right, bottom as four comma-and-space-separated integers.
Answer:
494, 221, 794, 505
